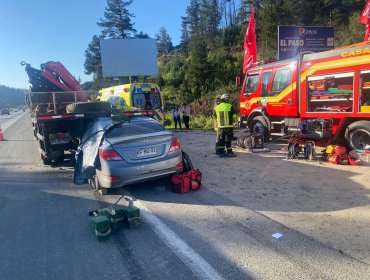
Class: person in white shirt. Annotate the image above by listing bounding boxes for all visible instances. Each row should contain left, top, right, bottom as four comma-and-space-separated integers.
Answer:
171, 105, 182, 129
181, 103, 190, 129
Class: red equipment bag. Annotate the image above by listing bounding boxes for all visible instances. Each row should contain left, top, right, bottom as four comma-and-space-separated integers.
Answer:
328, 154, 349, 165
348, 156, 361, 166
184, 169, 202, 191
171, 174, 191, 193
327, 154, 339, 164
170, 169, 202, 193
334, 146, 346, 155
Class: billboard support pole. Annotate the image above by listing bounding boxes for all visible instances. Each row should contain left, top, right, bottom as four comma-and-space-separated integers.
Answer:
297, 47, 301, 114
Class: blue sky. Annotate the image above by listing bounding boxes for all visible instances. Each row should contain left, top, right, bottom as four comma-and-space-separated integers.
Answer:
0, 0, 189, 89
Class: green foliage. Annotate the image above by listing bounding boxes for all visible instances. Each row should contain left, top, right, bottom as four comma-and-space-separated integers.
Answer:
84, 0, 368, 118
84, 35, 102, 76
164, 113, 214, 130
185, 34, 211, 97
156, 27, 173, 57
97, 0, 136, 39
84, 0, 137, 89
163, 115, 172, 127
335, 11, 364, 47
190, 115, 215, 129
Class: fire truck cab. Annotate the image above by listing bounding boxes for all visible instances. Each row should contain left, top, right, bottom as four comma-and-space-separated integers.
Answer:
239, 42, 370, 150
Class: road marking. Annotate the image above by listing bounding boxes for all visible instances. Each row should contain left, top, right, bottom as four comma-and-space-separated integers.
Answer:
135, 200, 225, 280
0, 112, 27, 132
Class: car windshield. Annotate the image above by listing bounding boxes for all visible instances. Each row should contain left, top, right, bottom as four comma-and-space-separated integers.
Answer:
106, 118, 165, 138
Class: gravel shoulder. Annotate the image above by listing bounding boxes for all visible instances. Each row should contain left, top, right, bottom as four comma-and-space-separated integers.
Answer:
175, 129, 370, 265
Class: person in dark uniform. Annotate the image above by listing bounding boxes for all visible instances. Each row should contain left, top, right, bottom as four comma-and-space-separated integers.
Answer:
213, 93, 237, 157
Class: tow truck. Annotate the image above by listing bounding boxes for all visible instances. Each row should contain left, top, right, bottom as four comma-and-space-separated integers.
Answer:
22, 61, 111, 164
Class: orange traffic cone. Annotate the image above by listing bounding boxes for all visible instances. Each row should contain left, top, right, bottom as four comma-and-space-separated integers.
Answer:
0, 127, 4, 141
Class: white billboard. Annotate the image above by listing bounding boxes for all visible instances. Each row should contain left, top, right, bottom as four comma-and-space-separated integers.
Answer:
100, 39, 158, 77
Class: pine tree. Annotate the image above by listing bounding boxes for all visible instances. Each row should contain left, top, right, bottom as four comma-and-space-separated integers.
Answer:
200, 0, 222, 41
186, 0, 201, 36
97, 0, 136, 39
156, 27, 173, 57
180, 16, 190, 51
186, 34, 210, 97
84, 0, 138, 89
135, 31, 150, 38
84, 35, 103, 78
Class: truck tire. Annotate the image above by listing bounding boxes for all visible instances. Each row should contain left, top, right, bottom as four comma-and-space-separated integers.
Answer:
347, 121, 370, 151
66, 102, 111, 118
251, 116, 269, 141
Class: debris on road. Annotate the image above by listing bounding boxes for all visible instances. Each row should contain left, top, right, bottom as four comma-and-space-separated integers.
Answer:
272, 232, 284, 239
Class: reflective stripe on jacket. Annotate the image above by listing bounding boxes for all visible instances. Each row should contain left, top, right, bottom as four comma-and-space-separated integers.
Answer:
214, 102, 235, 128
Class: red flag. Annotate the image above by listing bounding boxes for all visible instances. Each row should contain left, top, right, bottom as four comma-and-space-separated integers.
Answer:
360, 1, 370, 41
365, 24, 370, 41
243, 8, 257, 74
360, 0, 370, 24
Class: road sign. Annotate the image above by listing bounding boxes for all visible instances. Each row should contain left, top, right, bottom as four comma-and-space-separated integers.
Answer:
278, 25, 335, 60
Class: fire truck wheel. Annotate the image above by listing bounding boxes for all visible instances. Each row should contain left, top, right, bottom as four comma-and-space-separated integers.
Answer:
347, 121, 370, 151
251, 116, 269, 141
66, 102, 111, 117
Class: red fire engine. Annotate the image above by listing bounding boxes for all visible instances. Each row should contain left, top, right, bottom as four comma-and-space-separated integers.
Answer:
239, 41, 370, 150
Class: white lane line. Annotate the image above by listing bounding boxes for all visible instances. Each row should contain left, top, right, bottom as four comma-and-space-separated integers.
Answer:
1, 112, 26, 132
135, 200, 225, 280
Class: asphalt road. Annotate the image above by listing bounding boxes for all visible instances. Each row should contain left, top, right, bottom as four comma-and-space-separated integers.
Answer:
0, 114, 369, 280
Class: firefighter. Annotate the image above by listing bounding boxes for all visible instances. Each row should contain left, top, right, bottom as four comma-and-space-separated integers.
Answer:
214, 93, 237, 157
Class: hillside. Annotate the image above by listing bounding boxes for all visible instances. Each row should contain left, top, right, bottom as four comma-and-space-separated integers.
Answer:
0, 85, 26, 107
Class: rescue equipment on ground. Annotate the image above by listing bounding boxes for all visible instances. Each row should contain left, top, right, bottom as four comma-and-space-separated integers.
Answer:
349, 150, 370, 163
89, 213, 112, 241
236, 129, 264, 150
88, 204, 141, 240
123, 206, 141, 229
325, 145, 361, 166
303, 141, 316, 161
95, 205, 126, 230
171, 169, 202, 194
286, 142, 301, 159
299, 119, 333, 139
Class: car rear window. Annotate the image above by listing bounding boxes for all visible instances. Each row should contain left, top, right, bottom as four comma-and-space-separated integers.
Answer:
106, 119, 165, 137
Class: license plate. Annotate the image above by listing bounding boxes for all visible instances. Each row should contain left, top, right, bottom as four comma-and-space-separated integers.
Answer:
137, 147, 157, 157
50, 138, 70, 145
